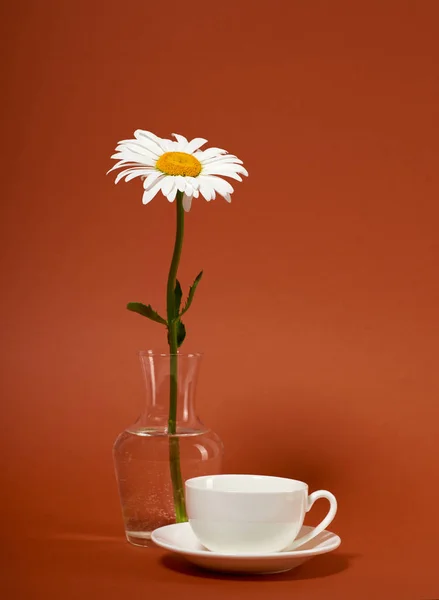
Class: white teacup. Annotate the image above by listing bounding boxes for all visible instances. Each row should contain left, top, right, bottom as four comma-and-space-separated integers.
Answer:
185, 474, 337, 554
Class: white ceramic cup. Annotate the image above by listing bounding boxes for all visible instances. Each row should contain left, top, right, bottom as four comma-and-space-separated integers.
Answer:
185, 474, 337, 554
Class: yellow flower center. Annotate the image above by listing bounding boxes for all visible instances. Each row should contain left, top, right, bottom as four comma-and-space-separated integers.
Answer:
156, 152, 202, 177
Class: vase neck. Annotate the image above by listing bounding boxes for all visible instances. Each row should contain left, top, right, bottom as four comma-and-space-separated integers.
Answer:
134, 352, 204, 432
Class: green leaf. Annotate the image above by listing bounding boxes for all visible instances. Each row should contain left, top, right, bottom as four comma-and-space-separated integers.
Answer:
176, 320, 186, 347
166, 320, 186, 347
126, 302, 167, 325
180, 271, 203, 317
174, 280, 183, 318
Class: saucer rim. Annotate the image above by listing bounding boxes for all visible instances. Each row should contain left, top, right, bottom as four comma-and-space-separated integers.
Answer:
151, 522, 341, 560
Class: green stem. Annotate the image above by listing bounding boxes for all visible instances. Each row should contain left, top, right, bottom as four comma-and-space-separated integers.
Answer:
166, 191, 187, 522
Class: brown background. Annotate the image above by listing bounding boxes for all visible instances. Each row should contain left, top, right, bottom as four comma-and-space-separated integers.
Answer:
1, 1, 439, 598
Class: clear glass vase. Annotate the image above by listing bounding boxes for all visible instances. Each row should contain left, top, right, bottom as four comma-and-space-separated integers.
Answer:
113, 351, 223, 546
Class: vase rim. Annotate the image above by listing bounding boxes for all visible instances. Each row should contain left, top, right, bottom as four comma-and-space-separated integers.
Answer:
138, 350, 203, 358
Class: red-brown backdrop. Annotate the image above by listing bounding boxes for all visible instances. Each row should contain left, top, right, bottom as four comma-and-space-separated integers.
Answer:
1, 1, 438, 598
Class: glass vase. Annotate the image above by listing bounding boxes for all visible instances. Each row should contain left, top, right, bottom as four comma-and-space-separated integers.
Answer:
113, 351, 223, 546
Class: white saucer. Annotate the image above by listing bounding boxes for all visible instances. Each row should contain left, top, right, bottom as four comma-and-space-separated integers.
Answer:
151, 523, 341, 574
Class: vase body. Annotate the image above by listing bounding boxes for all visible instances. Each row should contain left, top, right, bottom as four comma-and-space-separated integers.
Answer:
113, 351, 223, 546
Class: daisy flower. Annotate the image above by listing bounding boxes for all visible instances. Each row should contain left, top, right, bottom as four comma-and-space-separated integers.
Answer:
108, 130, 248, 211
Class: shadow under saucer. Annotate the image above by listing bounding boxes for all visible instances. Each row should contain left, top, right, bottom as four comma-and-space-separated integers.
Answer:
160, 550, 357, 581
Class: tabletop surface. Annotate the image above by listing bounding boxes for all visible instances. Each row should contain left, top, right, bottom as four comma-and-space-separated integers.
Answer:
2, 522, 438, 600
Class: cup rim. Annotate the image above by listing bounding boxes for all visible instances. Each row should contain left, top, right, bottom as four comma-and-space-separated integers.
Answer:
185, 474, 308, 494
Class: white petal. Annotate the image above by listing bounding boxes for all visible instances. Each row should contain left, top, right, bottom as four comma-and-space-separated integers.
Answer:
142, 179, 163, 204
199, 180, 216, 201
201, 175, 234, 195
223, 192, 232, 203
143, 130, 176, 152
186, 137, 208, 153
134, 129, 162, 143
172, 133, 189, 149
200, 155, 243, 166
182, 194, 193, 212
110, 164, 144, 179
171, 142, 185, 152
185, 176, 200, 190
143, 172, 164, 190
193, 188, 199, 198
198, 175, 234, 201
116, 141, 160, 159
133, 131, 165, 155
202, 162, 247, 175
199, 187, 210, 201
194, 147, 227, 160
185, 182, 194, 196
174, 175, 186, 192
167, 186, 178, 202
111, 150, 156, 167
160, 138, 176, 152
238, 166, 249, 177
126, 169, 156, 182
115, 167, 155, 184
107, 161, 143, 174
201, 165, 244, 181
161, 176, 175, 197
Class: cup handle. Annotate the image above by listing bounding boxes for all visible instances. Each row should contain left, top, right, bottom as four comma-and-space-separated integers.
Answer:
288, 490, 338, 550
